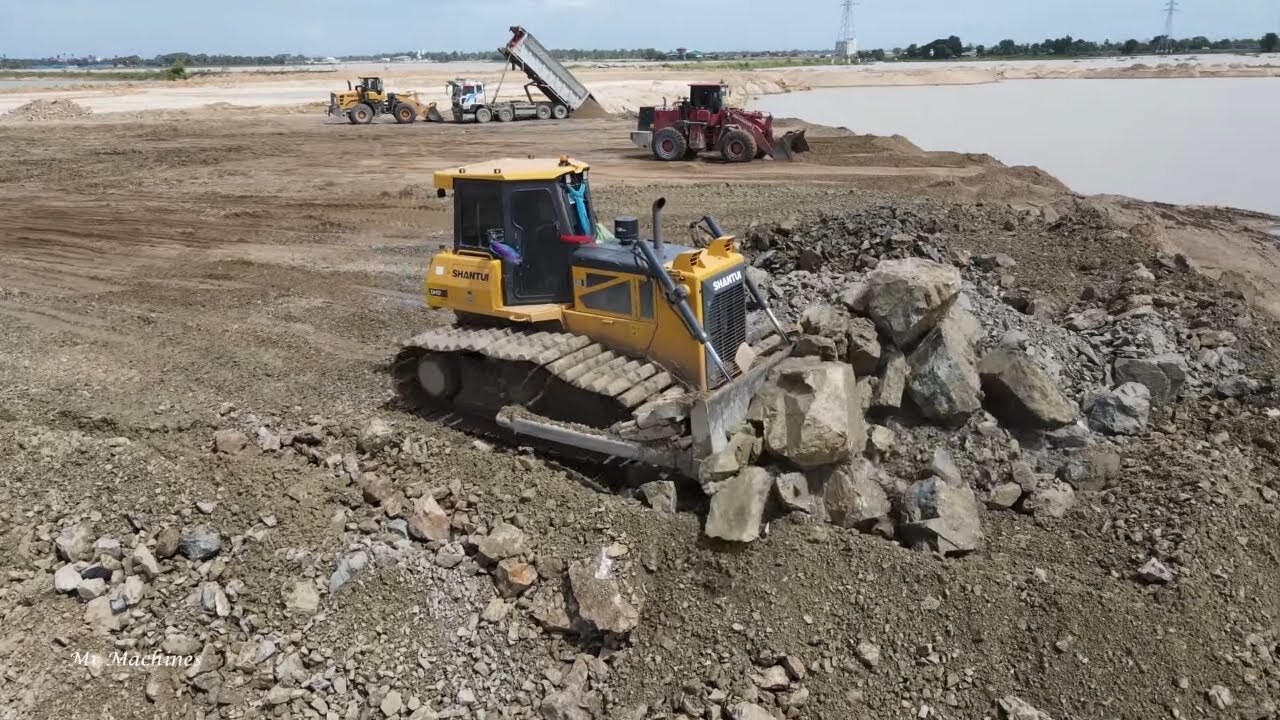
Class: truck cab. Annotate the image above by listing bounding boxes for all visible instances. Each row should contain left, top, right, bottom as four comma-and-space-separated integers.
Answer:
446, 79, 488, 113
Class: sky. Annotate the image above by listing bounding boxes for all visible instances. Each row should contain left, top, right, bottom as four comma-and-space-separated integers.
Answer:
1, 0, 1277, 58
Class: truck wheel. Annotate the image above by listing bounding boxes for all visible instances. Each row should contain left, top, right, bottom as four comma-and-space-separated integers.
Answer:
475, 107, 493, 124
346, 110, 358, 125
394, 104, 417, 123
497, 106, 515, 122
552, 104, 569, 120
719, 129, 757, 163
651, 128, 688, 162
350, 104, 374, 124
536, 105, 552, 120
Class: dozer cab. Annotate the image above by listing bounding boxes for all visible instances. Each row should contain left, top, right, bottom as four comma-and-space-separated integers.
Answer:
631, 83, 809, 163
328, 76, 430, 124
393, 157, 793, 474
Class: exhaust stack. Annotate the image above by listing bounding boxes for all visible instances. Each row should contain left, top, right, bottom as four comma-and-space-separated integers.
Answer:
652, 197, 666, 253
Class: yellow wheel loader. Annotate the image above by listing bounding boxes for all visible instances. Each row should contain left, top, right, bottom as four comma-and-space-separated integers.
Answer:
327, 76, 430, 124
393, 157, 793, 474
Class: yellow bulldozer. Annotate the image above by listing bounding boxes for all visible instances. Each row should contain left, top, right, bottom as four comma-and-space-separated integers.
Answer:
394, 156, 793, 474
328, 76, 431, 124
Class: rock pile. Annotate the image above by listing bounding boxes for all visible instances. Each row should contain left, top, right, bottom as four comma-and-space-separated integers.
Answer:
24, 411, 654, 718
4, 98, 93, 122
692, 207, 1267, 558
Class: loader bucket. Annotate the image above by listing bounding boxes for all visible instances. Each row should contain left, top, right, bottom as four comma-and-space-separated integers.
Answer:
769, 129, 810, 161
425, 103, 445, 123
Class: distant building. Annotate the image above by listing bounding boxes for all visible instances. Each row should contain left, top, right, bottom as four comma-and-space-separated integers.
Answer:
835, 39, 858, 59
676, 47, 688, 60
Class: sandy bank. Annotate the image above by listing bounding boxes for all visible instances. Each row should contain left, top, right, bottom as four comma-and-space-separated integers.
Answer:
2, 54, 1278, 116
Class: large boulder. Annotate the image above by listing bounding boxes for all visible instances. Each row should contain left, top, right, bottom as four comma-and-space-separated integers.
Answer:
407, 495, 451, 543
705, 467, 773, 543
55, 524, 94, 562
938, 296, 983, 347
639, 480, 677, 513
845, 317, 882, 375
857, 258, 962, 348
1087, 383, 1150, 435
899, 477, 983, 555
755, 362, 864, 469
873, 348, 909, 410
697, 430, 759, 488
476, 523, 526, 563
774, 472, 819, 516
798, 304, 851, 359
357, 418, 395, 453
1021, 481, 1076, 519
567, 557, 640, 635
907, 324, 982, 426
1113, 355, 1186, 406
978, 348, 1077, 429
817, 459, 891, 533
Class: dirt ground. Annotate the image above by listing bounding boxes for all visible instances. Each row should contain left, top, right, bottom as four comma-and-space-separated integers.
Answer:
2, 110, 1280, 720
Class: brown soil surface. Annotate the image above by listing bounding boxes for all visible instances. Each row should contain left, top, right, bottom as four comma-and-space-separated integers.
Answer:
2, 110, 1279, 720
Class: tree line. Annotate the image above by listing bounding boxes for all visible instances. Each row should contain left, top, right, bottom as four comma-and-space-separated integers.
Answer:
900, 33, 1278, 60
2, 32, 1276, 70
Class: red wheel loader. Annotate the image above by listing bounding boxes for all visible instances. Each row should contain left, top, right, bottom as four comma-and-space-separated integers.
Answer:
630, 83, 809, 163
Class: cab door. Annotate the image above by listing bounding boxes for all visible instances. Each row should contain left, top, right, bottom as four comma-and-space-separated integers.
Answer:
503, 184, 574, 305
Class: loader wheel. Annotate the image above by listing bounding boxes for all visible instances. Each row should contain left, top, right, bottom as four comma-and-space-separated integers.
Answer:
651, 128, 687, 162
536, 105, 552, 120
350, 104, 374, 124
415, 353, 460, 403
552, 104, 569, 120
719, 129, 757, 163
393, 104, 417, 123
346, 111, 358, 125
475, 107, 493, 124
497, 106, 515, 122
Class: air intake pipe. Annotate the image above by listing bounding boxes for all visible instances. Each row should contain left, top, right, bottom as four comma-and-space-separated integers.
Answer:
637, 198, 733, 385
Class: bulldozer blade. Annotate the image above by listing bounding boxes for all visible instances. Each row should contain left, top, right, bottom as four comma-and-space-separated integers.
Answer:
770, 130, 810, 161
688, 347, 790, 459
495, 408, 684, 470
425, 104, 445, 123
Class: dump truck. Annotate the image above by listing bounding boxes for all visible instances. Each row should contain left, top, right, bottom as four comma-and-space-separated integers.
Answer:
426, 26, 599, 123
631, 83, 809, 162
393, 157, 792, 474
328, 77, 431, 124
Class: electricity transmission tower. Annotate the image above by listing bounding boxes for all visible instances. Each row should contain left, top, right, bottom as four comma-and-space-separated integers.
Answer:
835, 0, 860, 64
1157, 0, 1179, 54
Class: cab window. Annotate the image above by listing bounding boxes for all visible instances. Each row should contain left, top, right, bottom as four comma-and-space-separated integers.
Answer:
455, 181, 504, 250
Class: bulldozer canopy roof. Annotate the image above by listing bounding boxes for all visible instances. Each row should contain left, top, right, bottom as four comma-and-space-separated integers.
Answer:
433, 157, 590, 190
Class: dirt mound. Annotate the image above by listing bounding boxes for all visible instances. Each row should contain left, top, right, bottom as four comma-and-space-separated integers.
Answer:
4, 98, 92, 122
573, 96, 613, 119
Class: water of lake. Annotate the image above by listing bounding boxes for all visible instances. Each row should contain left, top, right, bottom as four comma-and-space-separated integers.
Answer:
754, 77, 1280, 217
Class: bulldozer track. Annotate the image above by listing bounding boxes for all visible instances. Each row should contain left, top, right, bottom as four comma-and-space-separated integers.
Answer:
398, 326, 690, 423
395, 324, 788, 470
